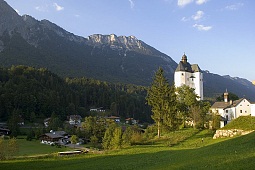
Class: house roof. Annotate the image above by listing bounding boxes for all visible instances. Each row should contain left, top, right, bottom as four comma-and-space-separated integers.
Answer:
69, 115, 82, 120
211, 98, 250, 110
107, 116, 120, 119
43, 133, 64, 139
42, 131, 68, 139
211, 102, 231, 109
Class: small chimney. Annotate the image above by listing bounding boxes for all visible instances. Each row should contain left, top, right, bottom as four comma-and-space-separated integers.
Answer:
230, 100, 233, 105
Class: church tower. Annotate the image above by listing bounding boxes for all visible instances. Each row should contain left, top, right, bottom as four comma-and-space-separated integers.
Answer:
174, 54, 203, 100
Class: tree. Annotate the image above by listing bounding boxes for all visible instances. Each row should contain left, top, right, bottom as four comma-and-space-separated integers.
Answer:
176, 85, 199, 128
122, 127, 132, 147
216, 92, 239, 102
102, 123, 116, 150
146, 67, 177, 138
110, 127, 122, 149
0, 138, 19, 160
70, 135, 78, 148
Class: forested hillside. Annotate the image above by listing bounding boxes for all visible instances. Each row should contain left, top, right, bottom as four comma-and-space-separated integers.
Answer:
0, 66, 151, 123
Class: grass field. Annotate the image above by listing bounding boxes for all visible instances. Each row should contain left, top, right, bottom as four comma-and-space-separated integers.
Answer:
15, 137, 71, 157
1, 129, 255, 170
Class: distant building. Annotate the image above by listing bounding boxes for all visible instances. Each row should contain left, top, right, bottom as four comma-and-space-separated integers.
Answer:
68, 115, 82, 125
44, 118, 51, 127
174, 54, 203, 100
90, 107, 105, 112
106, 116, 120, 123
211, 91, 252, 127
125, 118, 138, 125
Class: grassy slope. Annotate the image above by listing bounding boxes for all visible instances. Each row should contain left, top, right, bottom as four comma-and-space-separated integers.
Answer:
222, 116, 255, 130
1, 130, 255, 170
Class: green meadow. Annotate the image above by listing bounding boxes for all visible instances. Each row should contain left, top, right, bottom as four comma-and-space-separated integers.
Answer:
1, 129, 255, 170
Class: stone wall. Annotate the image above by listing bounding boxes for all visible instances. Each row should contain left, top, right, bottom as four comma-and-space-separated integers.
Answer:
213, 129, 254, 139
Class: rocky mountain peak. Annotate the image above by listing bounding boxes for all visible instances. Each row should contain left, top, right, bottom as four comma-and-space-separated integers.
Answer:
0, 0, 25, 36
22, 15, 38, 26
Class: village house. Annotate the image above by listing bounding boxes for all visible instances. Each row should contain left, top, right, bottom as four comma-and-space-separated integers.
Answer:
40, 130, 69, 145
106, 116, 120, 123
211, 91, 253, 127
90, 107, 105, 112
68, 115, 82, 125
125, 118, 138, 125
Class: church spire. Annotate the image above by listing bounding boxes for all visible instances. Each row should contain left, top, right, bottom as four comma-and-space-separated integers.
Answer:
182, 53, 187, 64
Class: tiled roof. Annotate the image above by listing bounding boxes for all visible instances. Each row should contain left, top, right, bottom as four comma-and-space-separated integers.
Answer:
211, 102, 230, 109
211, 98, 250, 109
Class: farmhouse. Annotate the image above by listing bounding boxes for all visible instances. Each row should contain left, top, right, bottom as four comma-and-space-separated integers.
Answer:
68, 115, 82, 125
40, 131, 69, 145
211, 91, 253, 127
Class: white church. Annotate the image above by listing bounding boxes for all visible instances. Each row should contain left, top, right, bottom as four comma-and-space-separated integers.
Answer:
174, 54, 203, 100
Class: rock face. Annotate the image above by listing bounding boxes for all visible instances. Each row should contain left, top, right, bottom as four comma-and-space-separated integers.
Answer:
213, 129, 254, 139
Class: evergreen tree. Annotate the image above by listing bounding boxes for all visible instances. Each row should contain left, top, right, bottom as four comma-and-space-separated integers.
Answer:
110, 127, 122, 149
122, 127, 132, 147
146, 67, 177, 138
102, 123, 116, 149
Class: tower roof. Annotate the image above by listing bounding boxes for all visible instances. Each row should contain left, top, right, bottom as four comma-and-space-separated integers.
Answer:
175, 54, 201, 73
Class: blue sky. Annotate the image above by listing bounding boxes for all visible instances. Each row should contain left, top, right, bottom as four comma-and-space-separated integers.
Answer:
4, 0, 255, 81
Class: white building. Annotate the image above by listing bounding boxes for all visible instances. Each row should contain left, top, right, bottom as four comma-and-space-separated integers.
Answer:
174, 54, 203, 100
211, 91, 252, 127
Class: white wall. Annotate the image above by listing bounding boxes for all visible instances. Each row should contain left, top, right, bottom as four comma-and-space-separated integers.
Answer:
251, 104, 255, 116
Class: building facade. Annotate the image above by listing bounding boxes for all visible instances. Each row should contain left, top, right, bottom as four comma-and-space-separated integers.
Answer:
174, 54, 203, 100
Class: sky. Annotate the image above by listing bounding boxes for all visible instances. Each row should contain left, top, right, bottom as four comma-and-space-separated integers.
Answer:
4, 0, 255, 81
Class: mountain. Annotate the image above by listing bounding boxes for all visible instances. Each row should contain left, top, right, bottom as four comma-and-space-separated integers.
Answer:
0, 0, 255, 101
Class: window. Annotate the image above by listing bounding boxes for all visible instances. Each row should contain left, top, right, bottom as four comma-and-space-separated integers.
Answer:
182, 73, 184, 76
245, 111, 247, 113
226, 110, 228, 113
240, 110, 242, 113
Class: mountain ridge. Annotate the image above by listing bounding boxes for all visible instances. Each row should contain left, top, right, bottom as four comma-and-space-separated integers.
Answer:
0, 0, 255, 100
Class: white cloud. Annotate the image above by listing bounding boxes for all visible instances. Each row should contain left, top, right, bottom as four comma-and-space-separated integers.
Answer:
178, 0, 193, 7
35, 6, 46, 12
128, 0, 135, 9
225, 3, 244, 11
53, 3, 64, 11
181, 17, 189, 22
193, 24, 212, 31
74, 14, 80, 18
196, 0, 209, 5
192, 10, 204, 21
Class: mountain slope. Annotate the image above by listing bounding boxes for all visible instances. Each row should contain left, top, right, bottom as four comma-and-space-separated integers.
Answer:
0, 0, 255, 100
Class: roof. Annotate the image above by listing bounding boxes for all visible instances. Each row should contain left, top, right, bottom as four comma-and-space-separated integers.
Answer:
175, 62, 201, 73
191, 64, 202, 72
69, 115, 82, 120
211, 98, 250, 109
43, 133, 64, 139
211, 102, 231, 109
175, 61, 193, 72
42, 131, 68, 139
107, 116, 120, 119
